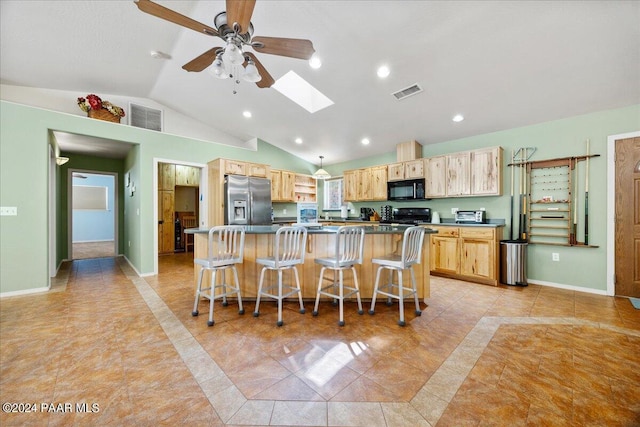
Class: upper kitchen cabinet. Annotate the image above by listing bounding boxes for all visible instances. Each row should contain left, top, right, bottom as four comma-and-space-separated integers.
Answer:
446, 151, 471, 196
175, 165, 200, 187
471, 147, 503, 196
271, 169, 296, 202
424, 146, 503, 198
344, 166, 387, 201
387, 159, 424, 182
424, 156, 447, 198
344, 169, 358, 201
370, 165, 388, 200
218, 159, 270, 178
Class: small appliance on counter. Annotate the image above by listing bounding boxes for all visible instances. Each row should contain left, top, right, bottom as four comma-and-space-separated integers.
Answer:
380, 205, 393, 222
455, 210, 487, 224
360, 207, 375, 221
379, 207, 431, 224
431, 211, 441, 224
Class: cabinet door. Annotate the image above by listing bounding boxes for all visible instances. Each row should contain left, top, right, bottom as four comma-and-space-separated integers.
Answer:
370, 166, 388, 200
425, 156, 447, 197
248, 163, 269, 177
404, 159, 424, 179
387, 163, 405, 181
158, 163, 175, 191
430, 235, 460, 274
270, 170, 282, 201
447, 152, 471, 196
471, 147, 502, 195
158, 190, 175, 254
358, 168, 372, 201
460, 238, 494, 280
223, 160, 246, 175
344, 170, 358, 201
282, 171, 296, 201
175, 165, 200, 186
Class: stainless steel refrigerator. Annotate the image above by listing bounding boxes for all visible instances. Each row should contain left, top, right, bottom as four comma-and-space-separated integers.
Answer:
224, 175, 272, 225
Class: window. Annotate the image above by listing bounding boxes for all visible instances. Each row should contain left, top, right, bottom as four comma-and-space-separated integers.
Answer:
323, 177, 343, 211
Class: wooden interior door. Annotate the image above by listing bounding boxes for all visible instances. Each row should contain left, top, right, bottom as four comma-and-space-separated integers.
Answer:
158, 190, 175, 254
615, 136, 640, 297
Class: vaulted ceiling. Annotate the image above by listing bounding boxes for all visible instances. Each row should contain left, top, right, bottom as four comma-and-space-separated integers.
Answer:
1, 1, 638, 165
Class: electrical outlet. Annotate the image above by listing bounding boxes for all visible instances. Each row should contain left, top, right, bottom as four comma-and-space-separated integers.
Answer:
480, 207, 486, 211
283, 208, 287, 215
552, 253, 560, 262
0, 207, 17, 216
128, 241, 131, 248
451, 208, 459, 214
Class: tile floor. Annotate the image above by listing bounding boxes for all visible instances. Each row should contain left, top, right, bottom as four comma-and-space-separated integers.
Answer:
1, 252, 639, 426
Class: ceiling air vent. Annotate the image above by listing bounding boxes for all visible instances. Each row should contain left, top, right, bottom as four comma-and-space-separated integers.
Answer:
129, 103, 163, 132
392, 83, 423, 101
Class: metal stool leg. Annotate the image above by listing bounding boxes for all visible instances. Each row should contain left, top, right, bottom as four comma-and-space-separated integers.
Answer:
254, 267, 267, 317
397, 270, 405, 326
312, 266, 325, 316
192, 267, 205, 316
232, 266, 244, 315
352, 266, 363, 315
369, 266, 383, 315
293, 266, 305, 314
410, 267, 421, 316
208, 270, 217, 326
276, 270, 284, 327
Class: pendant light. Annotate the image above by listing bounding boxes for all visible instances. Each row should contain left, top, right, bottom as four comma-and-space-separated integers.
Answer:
313, 155, 331, 180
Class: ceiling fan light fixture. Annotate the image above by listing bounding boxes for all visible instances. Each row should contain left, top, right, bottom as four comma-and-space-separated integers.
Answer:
309, 55, 322, 69
242, 59, 262, 83
223, 40, 244, 66
313, 155, 331, 180
211, 54, 229, 79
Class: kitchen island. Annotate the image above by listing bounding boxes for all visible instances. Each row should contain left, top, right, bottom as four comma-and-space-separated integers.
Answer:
185, 225, 437, 301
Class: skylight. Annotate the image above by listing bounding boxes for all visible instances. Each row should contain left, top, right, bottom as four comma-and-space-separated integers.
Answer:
272, 71, 334, 113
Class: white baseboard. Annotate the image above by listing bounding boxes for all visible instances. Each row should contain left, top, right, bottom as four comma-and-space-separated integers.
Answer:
0, 286, 50, 298
527, 279, 608, 296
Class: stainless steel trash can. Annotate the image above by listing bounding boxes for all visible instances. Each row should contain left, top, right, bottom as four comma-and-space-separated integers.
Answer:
500, 240, 528, 286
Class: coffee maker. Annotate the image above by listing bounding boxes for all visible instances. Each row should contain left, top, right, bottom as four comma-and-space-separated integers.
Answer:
360, 207, 374, 221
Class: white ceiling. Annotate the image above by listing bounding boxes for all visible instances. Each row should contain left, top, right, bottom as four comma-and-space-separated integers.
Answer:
2, 1, 639, 166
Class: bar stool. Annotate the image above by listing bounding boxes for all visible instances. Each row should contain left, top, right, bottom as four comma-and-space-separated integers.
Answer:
192, 225, 245, 326
253, 226, 307, 326
369, 226, 425, 326
182, 215, 197, 252
312, 226, 365, 326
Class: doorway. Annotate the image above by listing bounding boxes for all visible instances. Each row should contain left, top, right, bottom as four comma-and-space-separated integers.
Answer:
69, 170, 118, 259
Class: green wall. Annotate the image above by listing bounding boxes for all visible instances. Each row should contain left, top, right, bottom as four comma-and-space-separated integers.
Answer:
0, 100, 313, 293
325, 104, 640, 292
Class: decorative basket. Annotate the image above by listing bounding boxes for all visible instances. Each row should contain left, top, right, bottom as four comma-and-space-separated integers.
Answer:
88, 108, 121, 123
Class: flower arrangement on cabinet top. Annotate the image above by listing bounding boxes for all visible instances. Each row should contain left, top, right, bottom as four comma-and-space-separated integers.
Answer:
77, 94, 125, 118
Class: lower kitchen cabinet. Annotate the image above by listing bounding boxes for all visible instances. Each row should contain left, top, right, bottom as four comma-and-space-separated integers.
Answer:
430, 225, 503, 286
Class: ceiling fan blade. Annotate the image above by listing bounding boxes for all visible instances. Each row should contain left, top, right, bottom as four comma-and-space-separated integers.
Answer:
182, 48, 221, 72
135, 0, 219, 37
251, 36, 315, 60
226, 0, 256, 34
244, 52, 275, 88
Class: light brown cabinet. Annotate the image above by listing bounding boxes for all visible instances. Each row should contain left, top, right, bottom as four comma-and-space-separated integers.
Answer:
387, 163, 405, 181
387, 160, 424, 182
424, 156, 447, 197
175, 165, 200, 187
158, 162, 176, 254
159, 163, 175, 191
294, 174, 316, 202
271, 169, 296, 202
429, 225, 502, 286
446, 151, 471, 196
471, 147, 502, 196
344, 166, 387, 201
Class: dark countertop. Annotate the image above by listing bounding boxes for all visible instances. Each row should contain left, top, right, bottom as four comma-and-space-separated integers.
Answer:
185, 224, 439, 235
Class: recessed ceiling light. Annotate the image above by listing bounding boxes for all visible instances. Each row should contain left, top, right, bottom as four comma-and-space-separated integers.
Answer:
295, 137, 303, 144
243, 111, 252, 118
377, 65, 390, 79
452, 114, 464, 122
361, 138, 370, 145
309, 55, 322, 69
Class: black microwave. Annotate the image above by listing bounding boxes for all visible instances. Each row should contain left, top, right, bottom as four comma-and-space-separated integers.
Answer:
387, 178, 426, 201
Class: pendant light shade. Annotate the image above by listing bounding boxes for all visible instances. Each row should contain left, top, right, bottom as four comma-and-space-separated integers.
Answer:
313, 155, 331, 180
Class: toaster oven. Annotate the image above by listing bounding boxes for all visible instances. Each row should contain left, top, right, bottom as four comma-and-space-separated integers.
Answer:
455, 210, 486, 224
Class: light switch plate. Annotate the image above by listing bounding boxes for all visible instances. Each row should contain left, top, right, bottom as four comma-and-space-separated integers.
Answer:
0, 206, 17, 216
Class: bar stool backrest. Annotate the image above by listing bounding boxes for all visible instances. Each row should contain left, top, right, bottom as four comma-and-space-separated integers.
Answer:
335, 226, 365, 265
274, 226, 307, 268
206, 225, 246, 265
401, 226, 426, 268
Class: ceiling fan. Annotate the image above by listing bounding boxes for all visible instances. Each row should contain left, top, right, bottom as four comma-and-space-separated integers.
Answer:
134, 0, 316, 89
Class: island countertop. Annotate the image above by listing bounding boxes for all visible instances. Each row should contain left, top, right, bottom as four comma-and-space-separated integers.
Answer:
185, 224, 439, 235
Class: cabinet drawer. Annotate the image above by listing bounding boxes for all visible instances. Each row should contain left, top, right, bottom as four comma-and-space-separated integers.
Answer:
431, 226, 459, 237
460, 227, 495, 240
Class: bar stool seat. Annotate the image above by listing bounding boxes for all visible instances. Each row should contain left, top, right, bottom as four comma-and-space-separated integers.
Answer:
254, 226, 307, 326
192, 225, 245, 326
369, 226, 425, 326
312, 226, 365, 326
